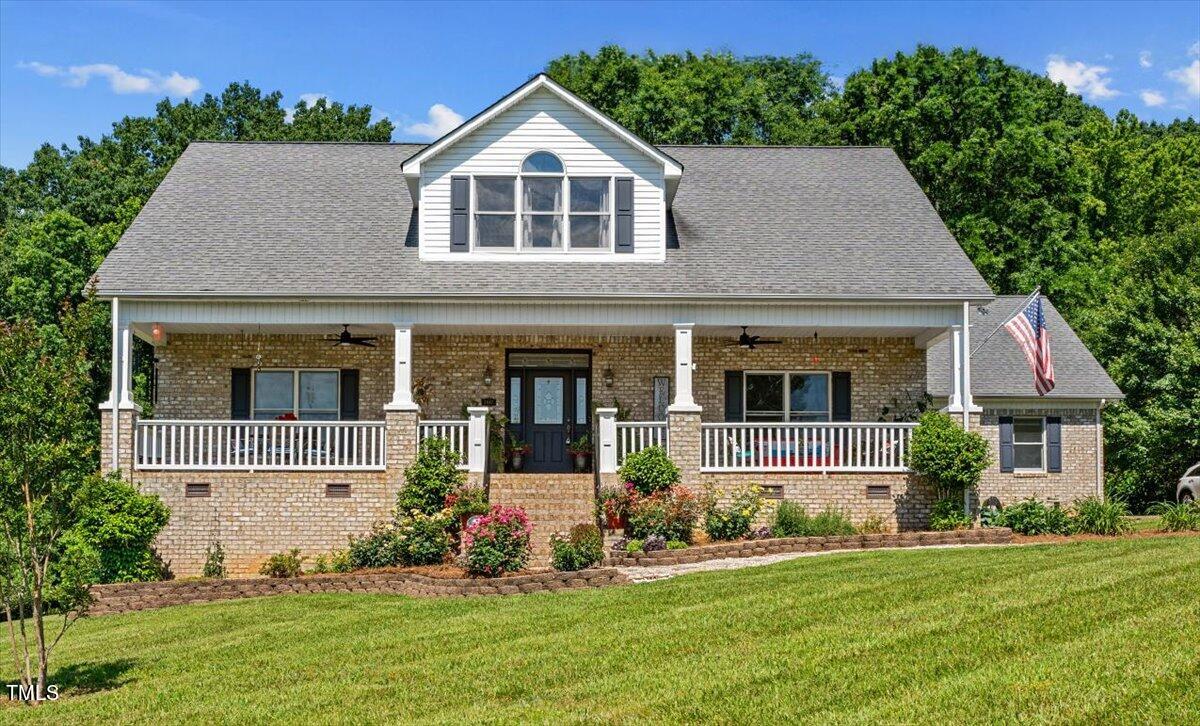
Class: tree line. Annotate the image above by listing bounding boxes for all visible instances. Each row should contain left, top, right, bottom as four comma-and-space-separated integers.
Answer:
3, 46, 1197, 509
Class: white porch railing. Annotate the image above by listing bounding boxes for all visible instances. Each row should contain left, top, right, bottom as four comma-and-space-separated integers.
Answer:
616, 421, 668, 465
135, 420, 386, 471
701, 422, 916, 473
417, 420, 469, 470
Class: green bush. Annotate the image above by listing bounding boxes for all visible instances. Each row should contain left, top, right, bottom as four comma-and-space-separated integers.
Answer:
348, 525, 404, 569
397, 436, 466, 515
771, 501, 811, 538
857, 516, 887, 534
666, 540, 688, 550
995, 499, 1072, 535
73, 473, 171, 582
394, 511, 452, 566
462, 506, 532, 577
619, 446, 680, 496
929, 498, 973, 531
701, 484, 766, 541
1148, 501, 1200, 532
906, 412, 991, 498
625, 539, 644, 553
1070, 497, 1132, 535
259, 549, 304, 578
771, 502, 855, 537
312, 549, 353, 574
550, 524, 604, 571
202, 541, 225, 579
626, 486, 699, 543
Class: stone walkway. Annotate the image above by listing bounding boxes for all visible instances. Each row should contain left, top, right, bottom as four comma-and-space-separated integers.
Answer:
621, 542, 1006, 583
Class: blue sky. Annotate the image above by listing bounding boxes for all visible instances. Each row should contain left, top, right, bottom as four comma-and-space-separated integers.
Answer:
1, 0, 1198, 169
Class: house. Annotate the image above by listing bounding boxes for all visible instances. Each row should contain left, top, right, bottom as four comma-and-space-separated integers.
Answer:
93, 74, 1121, 575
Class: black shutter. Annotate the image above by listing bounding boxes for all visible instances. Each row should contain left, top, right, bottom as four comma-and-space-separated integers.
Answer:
615, 177, 634, 253
999, 416, 1015, 472
1046, 417, 1062, 473
231, 368, 251, 420
724, 371, 744, 422
339, 369, 360, 421
831, 372, 852, 422
450, 176, 469, 252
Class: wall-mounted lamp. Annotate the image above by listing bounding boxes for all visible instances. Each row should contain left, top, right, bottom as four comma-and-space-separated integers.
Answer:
482, 365, 494, 387
151, 322, 165, 344
603, 368, 614, 388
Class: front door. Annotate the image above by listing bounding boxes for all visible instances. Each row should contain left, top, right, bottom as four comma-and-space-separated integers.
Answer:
526, 370, 572, 473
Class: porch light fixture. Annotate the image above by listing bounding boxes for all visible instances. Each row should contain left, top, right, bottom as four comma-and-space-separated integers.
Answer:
151, 323, 165, 344
603, 368, 614, 387
482, 365, 494, 387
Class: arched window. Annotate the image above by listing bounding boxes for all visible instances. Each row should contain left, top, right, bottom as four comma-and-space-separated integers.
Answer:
521, 151, 564, 174
520, 152, 564, 248
472, 151, 613, 252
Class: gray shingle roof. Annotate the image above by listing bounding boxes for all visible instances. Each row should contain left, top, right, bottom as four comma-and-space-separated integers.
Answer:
94, 141, 993, 299
927, 296, 1123, 400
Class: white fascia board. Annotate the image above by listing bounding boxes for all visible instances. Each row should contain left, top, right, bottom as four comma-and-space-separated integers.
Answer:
401, 74, 682, 206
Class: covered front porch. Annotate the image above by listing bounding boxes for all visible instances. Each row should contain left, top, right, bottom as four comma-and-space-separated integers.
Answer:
100, 297, 979, 480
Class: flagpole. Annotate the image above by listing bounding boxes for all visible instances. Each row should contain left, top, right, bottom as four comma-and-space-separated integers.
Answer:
970, 286, 1040, 356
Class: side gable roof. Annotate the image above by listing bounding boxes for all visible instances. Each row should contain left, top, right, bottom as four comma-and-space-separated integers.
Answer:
399, 74, 683, 203
92, 142, 996, 300
928, 296, 1123, 400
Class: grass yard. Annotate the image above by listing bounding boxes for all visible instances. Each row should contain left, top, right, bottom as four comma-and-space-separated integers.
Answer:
5, 537, 1199, 724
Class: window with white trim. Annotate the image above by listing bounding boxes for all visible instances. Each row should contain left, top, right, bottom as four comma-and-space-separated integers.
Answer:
252, 369, 340, 420
1013, 416, 1046, 471
744, 372, 830, 422
471, 151, 613, 252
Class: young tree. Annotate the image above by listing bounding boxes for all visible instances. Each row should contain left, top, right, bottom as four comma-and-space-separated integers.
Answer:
0, 299, 103, 704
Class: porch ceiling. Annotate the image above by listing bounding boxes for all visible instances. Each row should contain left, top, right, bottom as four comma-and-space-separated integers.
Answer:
135, 321, 943, 341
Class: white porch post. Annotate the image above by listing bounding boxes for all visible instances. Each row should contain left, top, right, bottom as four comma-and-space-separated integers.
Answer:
596, 408, 618, 474
118, 321, 135, 408
669, 323, 700, 412
466, 406, 489, 473
385, 323, 418, 411
960, 301, 974, 428
948, 323, 964, 413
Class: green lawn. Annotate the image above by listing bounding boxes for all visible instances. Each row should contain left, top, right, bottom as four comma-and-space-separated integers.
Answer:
6, 537, 1199, 724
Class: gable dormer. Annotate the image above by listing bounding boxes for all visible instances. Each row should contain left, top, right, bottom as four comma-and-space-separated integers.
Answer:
402, 75, 682, 261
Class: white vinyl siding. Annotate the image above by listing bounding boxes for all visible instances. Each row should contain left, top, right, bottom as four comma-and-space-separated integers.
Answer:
420, 88, 665, 261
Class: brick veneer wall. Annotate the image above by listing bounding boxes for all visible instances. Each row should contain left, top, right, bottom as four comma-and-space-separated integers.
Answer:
701, 472, 935, 531
976, 405, 1103, 508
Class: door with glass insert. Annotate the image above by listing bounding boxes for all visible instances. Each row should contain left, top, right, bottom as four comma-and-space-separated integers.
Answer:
526, 371, 571, 472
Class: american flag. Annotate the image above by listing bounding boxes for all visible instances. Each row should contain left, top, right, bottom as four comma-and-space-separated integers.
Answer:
1003, 290, 1055, 396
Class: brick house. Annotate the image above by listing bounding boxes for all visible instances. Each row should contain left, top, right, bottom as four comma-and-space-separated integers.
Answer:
93, 74, 1121, 575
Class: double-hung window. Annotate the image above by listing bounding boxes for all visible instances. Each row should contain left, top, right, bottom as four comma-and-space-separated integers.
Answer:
744, 372, 831, 422
252, 370, 340, 420
471, 151, 613, 252
1012, 417, 1046, 471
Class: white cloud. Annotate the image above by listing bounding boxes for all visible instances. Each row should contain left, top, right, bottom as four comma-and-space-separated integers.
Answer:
1139, 51, 1153, 69
1140, 89, 1166, 107
284, 93, 329, 123
1046, 55, 1120, 99
1190, 41, 1200, 57
18, 61, 200, 96
403, 103, 464, 140
1167, 59, 1200, 97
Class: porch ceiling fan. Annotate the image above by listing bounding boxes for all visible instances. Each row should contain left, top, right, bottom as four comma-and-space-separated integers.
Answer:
327, 324, 378, 348
727, 326, 781, 350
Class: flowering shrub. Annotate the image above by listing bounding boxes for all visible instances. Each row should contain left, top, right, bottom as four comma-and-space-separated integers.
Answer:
550, 524, 604, 571
394, 511, 453, 565
444, 486, 489, 525
701, 484, 767, 541
462, 505, 532, 577
626, 485, 699, 543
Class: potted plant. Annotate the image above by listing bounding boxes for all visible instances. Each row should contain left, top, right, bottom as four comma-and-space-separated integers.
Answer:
567, 431, 592, 472
507, 435, 531, 472
444, 485, 489, 534
598, 485, 629, 532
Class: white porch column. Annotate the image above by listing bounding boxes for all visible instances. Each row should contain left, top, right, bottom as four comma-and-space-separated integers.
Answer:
102, 297, 120, 410
466, 406, 489, 473
118, 322, 135, 408
947, 324, 964, 412
669, 323, 701, 412
384, 323, 419, 412
960, 301, 975, 427
596, 407, 618, 474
